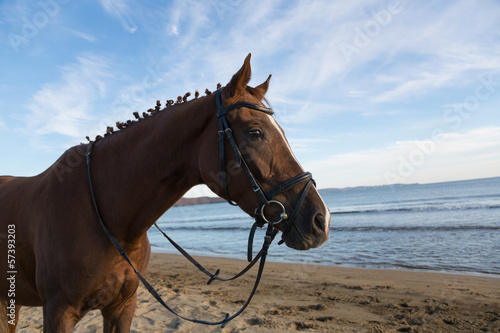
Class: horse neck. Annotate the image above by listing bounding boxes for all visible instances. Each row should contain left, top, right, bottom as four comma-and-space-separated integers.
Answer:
89, 95, 216, 242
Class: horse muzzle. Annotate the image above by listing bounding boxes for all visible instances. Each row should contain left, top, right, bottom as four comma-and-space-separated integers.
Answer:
277, 199, 331, 251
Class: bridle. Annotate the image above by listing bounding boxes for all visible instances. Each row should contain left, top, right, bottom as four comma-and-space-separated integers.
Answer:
85, 87, 316, 328
215, 88, 315, 248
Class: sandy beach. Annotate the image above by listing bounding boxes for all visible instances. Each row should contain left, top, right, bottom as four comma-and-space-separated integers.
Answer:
15, 253, 500, 332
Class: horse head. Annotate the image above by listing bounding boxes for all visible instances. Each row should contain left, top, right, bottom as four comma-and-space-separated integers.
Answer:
201, 54, 330, 250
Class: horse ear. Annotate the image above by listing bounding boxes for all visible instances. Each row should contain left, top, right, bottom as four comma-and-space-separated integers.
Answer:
254, 74, 272, 97
225, 53, 252, 99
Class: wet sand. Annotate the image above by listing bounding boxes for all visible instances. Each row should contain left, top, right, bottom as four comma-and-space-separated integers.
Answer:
16, 253, 500, 332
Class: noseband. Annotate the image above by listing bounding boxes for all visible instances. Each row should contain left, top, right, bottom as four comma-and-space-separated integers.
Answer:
85, 88, 316, 328
216, 88, 316, 249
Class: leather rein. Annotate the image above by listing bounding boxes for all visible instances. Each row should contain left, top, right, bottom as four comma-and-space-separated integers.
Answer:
85, 88, 315, 327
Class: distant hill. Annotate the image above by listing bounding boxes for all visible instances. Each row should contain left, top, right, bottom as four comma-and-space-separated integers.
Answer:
318, 183, 415, 193
174, 196, 225, 206
174, 184, 417, 206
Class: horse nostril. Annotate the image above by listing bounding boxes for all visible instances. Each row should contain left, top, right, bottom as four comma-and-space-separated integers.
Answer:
314, 214, 326, 231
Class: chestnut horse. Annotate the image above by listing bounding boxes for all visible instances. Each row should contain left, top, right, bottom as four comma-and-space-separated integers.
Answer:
0, 54, 330, 332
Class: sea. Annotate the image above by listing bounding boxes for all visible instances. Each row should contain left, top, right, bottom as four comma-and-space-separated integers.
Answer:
148, 177, 500, 277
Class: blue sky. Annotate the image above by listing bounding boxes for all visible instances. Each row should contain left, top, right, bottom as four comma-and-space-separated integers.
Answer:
1, 0, 500, 197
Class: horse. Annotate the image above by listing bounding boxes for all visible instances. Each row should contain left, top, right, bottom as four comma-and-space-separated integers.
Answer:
0, 54, 330, 332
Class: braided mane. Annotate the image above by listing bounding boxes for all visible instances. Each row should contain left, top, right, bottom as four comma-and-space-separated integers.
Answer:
86, 83, 222, 143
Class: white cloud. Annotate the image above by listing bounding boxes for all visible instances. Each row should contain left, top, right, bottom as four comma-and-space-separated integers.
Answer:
288, 137, 334, 153
164, 1, 211, 40
170, 24, 179, 36
99, 0, 137, 33
155, 1, 378, 95
371, 52, 500, 103
365, 1, 500, 103
68, 29, 98, 43
159, 0, 500, 122
229, 0, 498, 107
3, 0, 500, 187
361, 110, 402, 117
0, 1, 32, 24
306, 127, 500, 189
25, 54, 111, 138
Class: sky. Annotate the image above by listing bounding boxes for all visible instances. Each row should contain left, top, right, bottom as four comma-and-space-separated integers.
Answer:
1, 0, 500, 197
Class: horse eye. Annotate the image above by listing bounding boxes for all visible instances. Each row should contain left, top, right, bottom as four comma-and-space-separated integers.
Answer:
248, 130, 262, 139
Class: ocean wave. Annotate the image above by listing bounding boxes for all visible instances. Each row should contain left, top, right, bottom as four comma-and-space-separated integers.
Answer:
150, 224, 500, 233
332, 225, 500, 232
156, 215, 249, 225
331, 204, 500, 215
151, 225, 254, 232
380, 193, 500, 206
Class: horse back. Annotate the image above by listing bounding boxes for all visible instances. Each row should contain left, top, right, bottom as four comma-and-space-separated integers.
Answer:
0, 176, 15, 186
